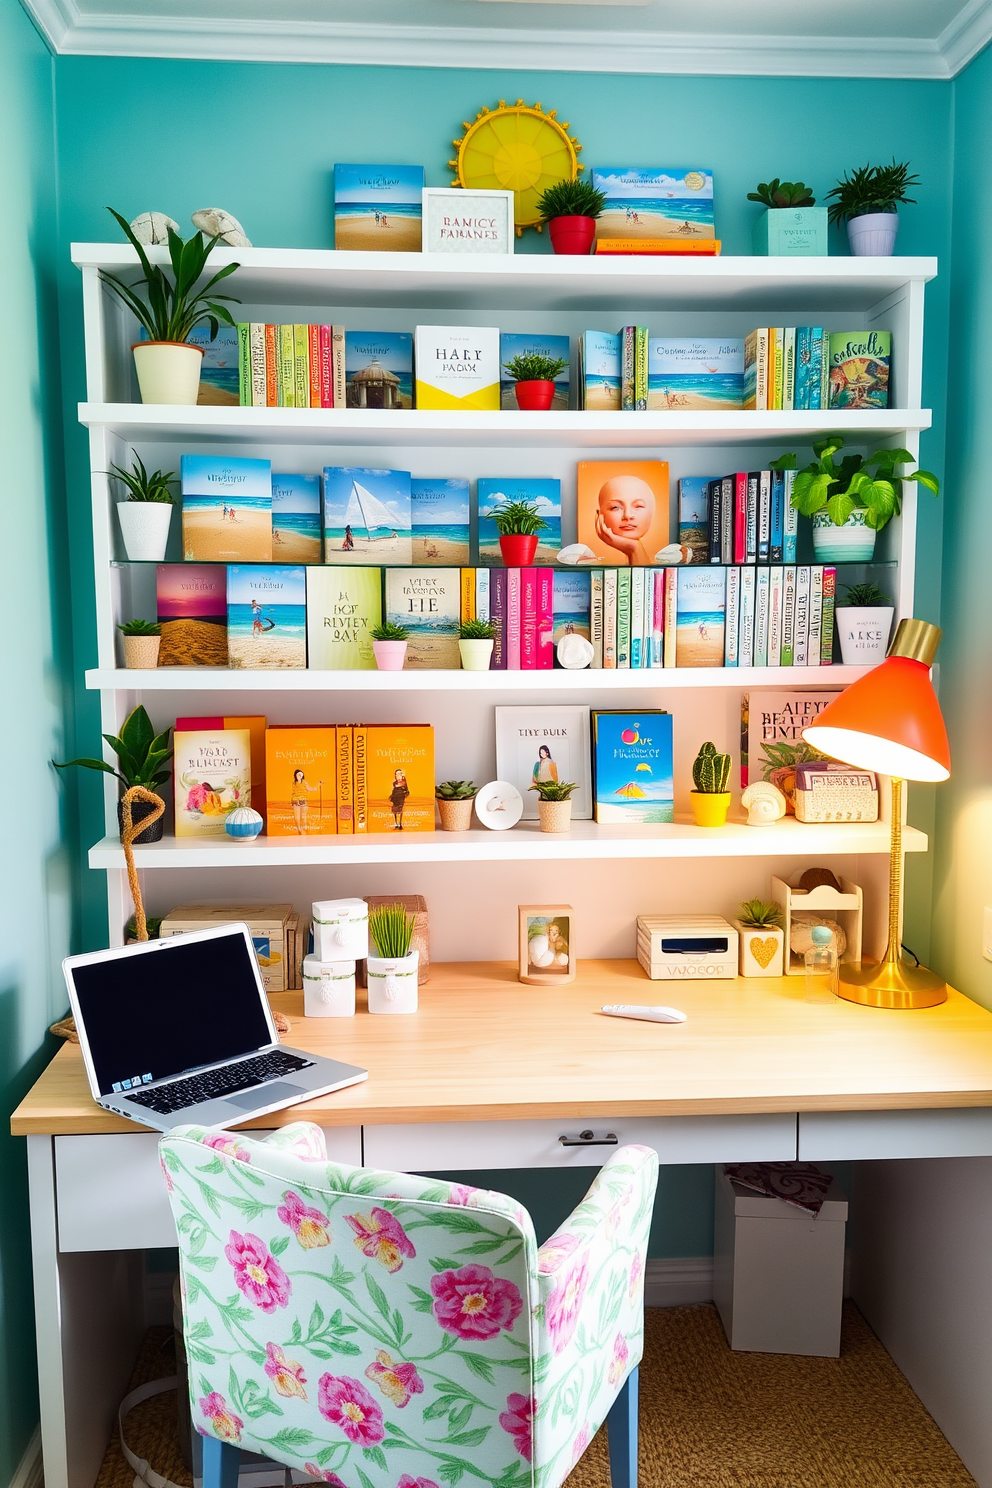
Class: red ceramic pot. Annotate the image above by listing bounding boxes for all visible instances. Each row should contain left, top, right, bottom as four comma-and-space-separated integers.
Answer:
499, 533, 539, 565
514, 380, 556, 411
548, 215, 597, 256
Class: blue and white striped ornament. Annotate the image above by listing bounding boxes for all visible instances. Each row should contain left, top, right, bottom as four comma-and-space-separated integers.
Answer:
225, 806, 263, 839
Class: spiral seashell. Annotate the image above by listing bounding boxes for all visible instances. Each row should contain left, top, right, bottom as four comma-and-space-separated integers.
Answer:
741, 781, 787, 826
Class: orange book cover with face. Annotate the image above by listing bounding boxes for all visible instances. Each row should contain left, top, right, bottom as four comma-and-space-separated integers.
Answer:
576, 460, 670, 567
265, 726, 337, 836
366, 725, 435, 834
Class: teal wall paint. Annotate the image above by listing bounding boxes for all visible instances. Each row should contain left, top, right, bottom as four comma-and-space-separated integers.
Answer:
0, 0, 73, 1481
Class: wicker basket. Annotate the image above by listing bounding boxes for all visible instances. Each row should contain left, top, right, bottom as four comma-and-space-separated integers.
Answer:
437, 796, 475, 831
538, 799, 573, 833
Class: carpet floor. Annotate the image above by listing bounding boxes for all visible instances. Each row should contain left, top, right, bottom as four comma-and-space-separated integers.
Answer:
99, 1303, 976, 1488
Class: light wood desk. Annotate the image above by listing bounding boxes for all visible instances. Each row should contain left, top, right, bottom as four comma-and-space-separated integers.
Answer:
15, 961, 992, 1488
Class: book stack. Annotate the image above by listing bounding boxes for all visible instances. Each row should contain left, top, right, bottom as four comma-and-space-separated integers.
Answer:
677, 472, 799, 567
579, 335, 744, 412
744, 328, 891, 411
236, 325, 345, 408
264, 723, 434, 834
591, 168, 720, 256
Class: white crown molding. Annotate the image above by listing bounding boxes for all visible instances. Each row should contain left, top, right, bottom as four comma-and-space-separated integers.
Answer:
939, 0, 992, 75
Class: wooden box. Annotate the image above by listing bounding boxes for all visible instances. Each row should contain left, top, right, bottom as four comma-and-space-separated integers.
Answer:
159, 902, 295, 992
771, 875, 863, 976
358, 895, 429, 985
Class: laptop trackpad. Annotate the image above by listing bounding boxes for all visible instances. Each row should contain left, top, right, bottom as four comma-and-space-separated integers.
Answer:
226, 1082, 305, 1109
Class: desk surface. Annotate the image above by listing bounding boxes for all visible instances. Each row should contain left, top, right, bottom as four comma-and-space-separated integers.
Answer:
13, 960, 992, 1136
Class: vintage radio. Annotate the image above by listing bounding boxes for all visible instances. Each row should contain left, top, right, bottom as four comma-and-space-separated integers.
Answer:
636, 915, 738, 981
793, 763, 878, 823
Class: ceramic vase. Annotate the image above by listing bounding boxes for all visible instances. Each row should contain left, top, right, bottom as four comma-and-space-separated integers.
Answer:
847, 212, 899, 257
372, 639, 408, 671
302, 955, 357, 1017
121, 633, 161, 669
733, 920, 785, 977
811, 510, 877, 564
367, 950, 420, 1014
538, 799, 573, 833
132, 341, 203, 404
514, 380, 556, 411
498, 533, 539, 565
459, 638, 494, 671
437, 797, 475, 831
835, 606, 895, 666
117, 501, 173, 561
548, 216, 597, 255
690, 792, 731, 828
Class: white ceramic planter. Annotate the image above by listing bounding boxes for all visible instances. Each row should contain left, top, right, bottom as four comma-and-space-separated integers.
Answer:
302, 956, 356, 1018
811, 510, 877, 564
834, 606, 894, 666
132, 340, 203, 404
847, 212, 899, 257
372, 639, 408, 671
367, 950, 419, 1014
117, 501, 173, 561
312, 898, 369, 960
459, 638, 494, 671
733, 920, 785, 978
121, 634, 161, 669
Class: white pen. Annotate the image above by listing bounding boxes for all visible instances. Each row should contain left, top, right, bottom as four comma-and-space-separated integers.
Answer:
601, 1004, 687, 1024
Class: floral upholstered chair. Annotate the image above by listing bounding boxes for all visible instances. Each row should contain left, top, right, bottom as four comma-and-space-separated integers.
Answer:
160, 1124, 658, 1488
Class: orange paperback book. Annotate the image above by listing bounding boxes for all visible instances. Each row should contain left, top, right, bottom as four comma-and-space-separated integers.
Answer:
265, 726, 336, 836
336, 725, 354, 835
576, 460, 671, 567
366, 725, 435, 833
594, 239, 722, 256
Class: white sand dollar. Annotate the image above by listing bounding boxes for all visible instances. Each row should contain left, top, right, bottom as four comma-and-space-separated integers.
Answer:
653, 543, 691, 565
556, 633, 594, 670
130, 212, 179, 245
556, 543, 598, 565
191, 208, 251, 246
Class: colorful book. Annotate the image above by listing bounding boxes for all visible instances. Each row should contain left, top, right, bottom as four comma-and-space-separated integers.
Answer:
579, 331, 621, 411
414, 325, 500, 411
648, 339, 744, 411
265, 725, 336, 836
410, 477, 470, 565
385, 568, 461, 669
490, 570, 507, 669
757, 470, 772, 564
175, 714, 266, 827
651, 568, 665, 667
278, 324, 295, 407
322, 465, 412, 564
663, 569, 677, 668
590, 569, 605, 668
537, 568, 554, 670
768, 567, 784, 667
460, 568, 475, 624
553, 570, 592, 656
739, 566, 756, 668
334, 164, 424, 253
506, 568, 522, 669
828, 331, 891, 410
781, 566, 797, 666
576, 461, 670, 567
720, 476, 734, 565
336, 725, 354, 835
733, 472, 747, 566
293, 324, 310, 411
317, 325, 333, 408
603, 569, 618, 668
227, 565, 306, 670
477, 477, 561, 566
475, 568, 490, 622
590, 710, 674, 823
707, 478, 723, 565
621, 326, 636, 411
783, 328, 796, 411
500, 332, 569, 411
678, 477, 712, 564
743, 328, 769, 411
305, 567, 381, 670
182, 322, 239, 407
264, 324, 278, 407
592, 168, 715, 245
745, 472, 759, 565
616, 569, 631, 667
676, 567, 725, 667
821, 567, 837, 665
809, 327, 825, 410
771, 328, 784, 410
345, 331, 414, 409
630, 568, 644, 668
366, 725, 435, 833
783, 470, 798, 564
353, 724, 368, 833
754, 566, 770, 667
520, 568, 539, 670
634, 326, 648, 410
769, 471, 785, 565
272, 473, 322, 564
156, 564, 228, 667
724, 566, 740, 667
174, 727, 251, 838
794, 566, 811, 666
808, 565, 824, 667
180, 455, 271, 564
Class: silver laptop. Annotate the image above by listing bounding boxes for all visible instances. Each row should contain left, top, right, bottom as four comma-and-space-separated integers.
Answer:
64, 922, 368, 1133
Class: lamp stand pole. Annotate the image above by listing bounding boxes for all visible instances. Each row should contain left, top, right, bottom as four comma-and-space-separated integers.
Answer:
837, 776, 947, 1009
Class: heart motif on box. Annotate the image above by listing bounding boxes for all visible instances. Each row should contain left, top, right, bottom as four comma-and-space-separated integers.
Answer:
749, 936, 778, 969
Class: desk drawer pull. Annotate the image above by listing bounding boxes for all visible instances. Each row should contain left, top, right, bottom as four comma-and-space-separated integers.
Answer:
559, 1130, 618, 1147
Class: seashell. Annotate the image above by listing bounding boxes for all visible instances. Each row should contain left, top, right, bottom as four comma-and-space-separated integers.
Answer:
129, 212, 179, 245
790, 915, 847, 958
653, 543, 692, 565
556, 633, 594, 670
797, 867, 843, 894
556, 543, 598, 565
225, 806, 263, 839
529, 935, 554, 967
191, 208, 251, 246
741, 780, 787, 826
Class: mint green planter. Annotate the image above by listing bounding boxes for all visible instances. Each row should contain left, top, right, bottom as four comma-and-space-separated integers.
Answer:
753, 207, 829, 256
812, 509, 877, 563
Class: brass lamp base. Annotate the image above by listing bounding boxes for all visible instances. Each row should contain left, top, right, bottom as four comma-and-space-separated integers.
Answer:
838, 958, 947, 1011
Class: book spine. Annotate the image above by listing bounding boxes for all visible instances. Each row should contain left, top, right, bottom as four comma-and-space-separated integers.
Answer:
490, 570, 507, 669
757, 470, 771, 564
651, 569, 665, 666
616, 569, 631, 668
808, 565, 823, 667
794, 326, 809, 412
475, 567, 490, 623
720, 477, 734, 565
772, 327, 784, 410
641, 569, 654, 668
724, 566, 740, 666
603, 570, 617, 668
768, 566, 783, 666
506, 568, 521, 669
308, 324, 321, 408
249, 324, 267, 408
754, 566, 770, 667
783, 328, 796, 411
537, 568, 554, 669
783, 470, 798, 564
237, 323, 250, 406
745, 473, 759, 564
820, 566, 836, 665
634, 326, 648, 410
621, 327, 635, 411
460, 568, 475, 624
332, 326, 346, 409
794, 566, 811, 666
336, 725, 354, 835
743, 330, 758, 411
708, 478, 722, 564
630, 568, 644, 668
663, 569, 677, 668
733, 473, 748, 565
520, 568, 538, 669
278, 324, 295, 407
578, 334, 586, 411
318, 326, 333, 407
769, 471, 784, 564
293, 324, 310, 411
353, 725, 368, 833
738, 567, 755, 667
590, 570, 604, 667
781, 565, 797, 666
821, 330, 830, 413
264, 325, 278, 408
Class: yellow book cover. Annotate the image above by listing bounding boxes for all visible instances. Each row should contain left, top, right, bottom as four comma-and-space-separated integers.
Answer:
772, 328, 785, 411
354, 724, 368, 833
460, 568, 475, 623
175, 714, 267, 826
174, 729, 251, 837
366, 725, 435, 833
279, 325, 295, 408
293, 324, 310, 411
414, 326, 500, 411
336, 725, 354, 834
594, 238, 721, 255
265, 726, 336, 836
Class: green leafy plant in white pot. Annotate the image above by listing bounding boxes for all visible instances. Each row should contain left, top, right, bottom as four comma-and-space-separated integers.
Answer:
458, 617, 496, 671
366, 902, 419, 1014
770, 435, 939, 564
110, 455, 176, 560
834, 581, 895, 666
825, 160, 918, 257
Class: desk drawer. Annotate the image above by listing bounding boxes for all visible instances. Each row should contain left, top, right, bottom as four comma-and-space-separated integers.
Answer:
799, 1109, 992, 1161
363, 1114, 798, 1172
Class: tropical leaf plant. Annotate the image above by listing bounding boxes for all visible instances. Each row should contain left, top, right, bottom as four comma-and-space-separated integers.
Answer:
53, 704, 173, 791
840, 581, 893, 608
502, 352, 568, 383
102, 206, 240, 343
770, 435, 939, 531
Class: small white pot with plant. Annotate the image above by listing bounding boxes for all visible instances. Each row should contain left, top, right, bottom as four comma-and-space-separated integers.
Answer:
366, 902, 419, 1014
733, 898, 785, 977
826, 160, 918, 257
747, 178, 827, 256
111, 454, 176, 560
458, 618, 496, 671
119, 619, 161, 669
834, 581, 895, 666
436, 780, 477, 832
371, 621, 409, 671
529, 777, 578, 833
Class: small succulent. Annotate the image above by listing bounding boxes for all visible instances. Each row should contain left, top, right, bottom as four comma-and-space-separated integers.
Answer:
825, 160, 919, 224
529, 779, 578, 801
108, 454, 176, 504
117, 618, 161, 636
737, 898, 784, 929
489, 498, 549, 537
459, 618, 496, 640
436, 780, 477, 800
692, 741, 731, 795
368, 902, 416, 959
840, 581, 893, 608
371, 620, 409, 641
748, 179, 817, 209
536, 177, 607, 222
502, 352, 568, 384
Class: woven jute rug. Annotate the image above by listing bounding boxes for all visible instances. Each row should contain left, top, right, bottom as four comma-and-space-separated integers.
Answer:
97, 1303, 975, 1488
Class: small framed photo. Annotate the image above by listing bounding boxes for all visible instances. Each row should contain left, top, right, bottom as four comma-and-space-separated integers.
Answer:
519, 905, 575, 986
496, 706, 592, 821
422, 188, 515, 255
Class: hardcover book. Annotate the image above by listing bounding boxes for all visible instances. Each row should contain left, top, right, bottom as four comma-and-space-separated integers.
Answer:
322, 465, 412, 564
272, 473, 322, 564
365, 725, 435, 833
265, 725, 337, 836
156, 564, 228, 667
828, 330, 891, 410
184, 323, 239, 406
592, 168, 715, 244
590, 710, 674, 823
345, 331, 414, 410
576, 460, 670, 567
742, 689, 841, 806
500, 332, 569, 410
579, 331, 621, 411
410, 477, 470, 565
180, 455, 272, 563
306, 567, 381, 670
174, 728, 251, 837
553, 569, 592, 656
677, 477, 712, 564
227, 565, 306, 670
385, 567, 461, 669
675, 567, 725, 667
477, 477, 561, 567
333, 164, 424, 253
176, 715, 267, 826
648, 339, 744, 411
495, 706, 592, 820
414, 325, 500, 411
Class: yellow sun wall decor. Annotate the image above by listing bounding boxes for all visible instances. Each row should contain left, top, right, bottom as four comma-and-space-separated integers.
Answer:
449, 100, 583, 235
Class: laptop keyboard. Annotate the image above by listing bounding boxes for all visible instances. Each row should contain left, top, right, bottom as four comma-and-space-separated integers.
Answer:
124, 1050, 314, 1115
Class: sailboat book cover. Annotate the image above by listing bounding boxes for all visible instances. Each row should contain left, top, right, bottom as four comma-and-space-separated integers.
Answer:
272, 473, 321, 563
411, 478, 470, 564
579, 331, 621, 411
333, 164, 424, 253
227, 565, 306, 669
156, 564, 228, 666
500, 332, 570, 410
345, 332, 414, 409
174, 728, 251, 837
414, 326, 500, 411
592, 168, 715, 243
477, 477, 561, 566
648, 339, 744, 410
306, 567, 381, 669
322, 465, 412, 563
591, 710, 674, 823
180, 455, 272, 563
827, 331, 891, 410
385, 568, 461, 668
675, 567, 726, 667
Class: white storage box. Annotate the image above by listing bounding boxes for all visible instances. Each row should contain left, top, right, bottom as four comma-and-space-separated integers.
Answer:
713, 1165, 848, 1356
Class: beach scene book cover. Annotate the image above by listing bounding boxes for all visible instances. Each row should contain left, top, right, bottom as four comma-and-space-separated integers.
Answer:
272, 473, 321, 563
174, 728, 251, 837
411, 477, 470, 564
265, 725, 337, 836
322, 465, 412, 563
366, 725, 435, 833
306, 567, 381, 669
553, 570, 592, 652
499, 332, 570, 410
580, 331, 621, 411
345, 332, 413, 409
592, 168, 715, 243
591, 710, 674, 823
385, 568, 461, 668
495, 706, 592, 820
677, 478, 712, 564
827, 330, 891, 410
227, 565, 306, 670
414, 326, 500, 411
676, 567, 726, 667
648, 338, 744, 410
181, 454, 272, 563
576, 461, 670, 567
333, 164, 424, 253
477, 477, 561, 566
156, 564, 228, 666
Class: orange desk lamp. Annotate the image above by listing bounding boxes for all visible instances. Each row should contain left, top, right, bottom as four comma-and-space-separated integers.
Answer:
802, 618, 950, 1010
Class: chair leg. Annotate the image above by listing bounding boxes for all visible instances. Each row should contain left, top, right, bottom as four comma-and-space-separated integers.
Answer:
202, 1432, 240, 1488
607, 1365, 639, 1488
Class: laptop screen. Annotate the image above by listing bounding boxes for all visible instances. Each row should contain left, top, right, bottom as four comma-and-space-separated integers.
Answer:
69, 929, 273, 1096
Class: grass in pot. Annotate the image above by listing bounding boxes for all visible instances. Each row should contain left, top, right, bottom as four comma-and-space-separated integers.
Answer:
536, 177, 606, 256
690, 741, 732, 827
502, 351, 569, 412
371, 620, 409, 671
53, 705, 173, 844
490, 497, 549, 567
458, 617, 496, 670
834, 581, 895, 666
367, 902, 419, 1014
436, 780, 477, 832
119, 618, 162, 669
825, 160, 918, 257
110, 455, 176, 560
530, 777, 578, 833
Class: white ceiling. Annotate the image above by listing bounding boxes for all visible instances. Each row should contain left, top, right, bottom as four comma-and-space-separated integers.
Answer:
20, 0, 992, 76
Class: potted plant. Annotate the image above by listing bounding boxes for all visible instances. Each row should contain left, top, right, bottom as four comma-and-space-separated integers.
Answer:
53, 705, 173, 844
529, 778, 578, 833
103, 206, 240, 405
747, 179, 826, 256
490, 497, 549, 566
825, 160, 919, 257
370, 620, 409, 671
118, 618, 161, 669
536, 177, 607, 256
770, 436, 939, 563
690, 741, 732, 828
366, 902, 419, 1014
502, 351, 569, 412
110, 455, 176, 560
733, 898, 786, 977
834, 581, 895, 666
436, 780, 477, 832
458, 617, 496, 670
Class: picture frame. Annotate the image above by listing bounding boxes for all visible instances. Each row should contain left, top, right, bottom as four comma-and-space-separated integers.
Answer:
518, 905, 575, 985
422, 188, 515, 255
495, 706, 592, 821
